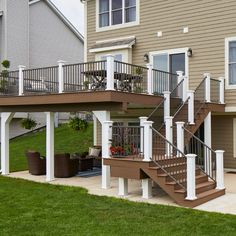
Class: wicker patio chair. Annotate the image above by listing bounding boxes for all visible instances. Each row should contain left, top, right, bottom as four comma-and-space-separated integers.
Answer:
54, 153, 79, 178
26, 151, 46, 175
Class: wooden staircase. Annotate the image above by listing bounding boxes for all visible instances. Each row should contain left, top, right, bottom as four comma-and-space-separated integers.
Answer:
141, 158, 225, 207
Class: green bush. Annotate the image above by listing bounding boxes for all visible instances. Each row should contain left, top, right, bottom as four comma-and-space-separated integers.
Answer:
68, 117, 88, 131
1, 60, 10, 69
21, 118, 37, 130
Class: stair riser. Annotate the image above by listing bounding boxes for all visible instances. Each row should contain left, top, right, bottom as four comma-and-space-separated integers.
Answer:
196, 183, 216, 194
173, 176, 209, 190
157, 164, 187, 174
164, 169, 201, 182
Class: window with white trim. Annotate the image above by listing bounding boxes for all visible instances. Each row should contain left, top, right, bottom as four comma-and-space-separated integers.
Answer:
229, 41, 236, 85
98, 0, 137, 28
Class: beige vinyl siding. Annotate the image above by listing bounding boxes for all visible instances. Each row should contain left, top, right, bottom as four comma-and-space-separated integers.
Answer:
87, 0, 236, 106
212, 115, 236, 169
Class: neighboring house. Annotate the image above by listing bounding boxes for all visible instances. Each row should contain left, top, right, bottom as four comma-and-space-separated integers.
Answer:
0, 0, 84, 138
0, 0, 84, 69
0, 0, 232, 207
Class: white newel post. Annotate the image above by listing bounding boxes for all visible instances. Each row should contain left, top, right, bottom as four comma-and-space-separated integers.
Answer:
176, 121, 185, 155
187, 90, 195, 124
176, 71, 186, 101
165, 116, 173, 156
147, 64, 153, 95
204, 73, 211, 102
58, 60, 66, 93
215, 150, 225, 190
204, 112, 212, 176
106, 55, 115, 91
46, 112, 55, 182
219, 77, 225, 104
143, 121, 153, 162
186, 154, 197, 200
1, 113, 14, 175
163, 91, 170, 118
102, 120, 113, 189
18, 65, 26, 96
139, 117, 148, 156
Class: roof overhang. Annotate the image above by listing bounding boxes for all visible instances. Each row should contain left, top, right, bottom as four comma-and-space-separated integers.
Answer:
89, 36, 136, 53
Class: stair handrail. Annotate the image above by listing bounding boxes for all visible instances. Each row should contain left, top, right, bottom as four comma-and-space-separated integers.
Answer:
170, 78, 184, 98
151, 127, 187, 191
147, 97, 166, 120
172, 96, 190, 118
183, 126, 216, 182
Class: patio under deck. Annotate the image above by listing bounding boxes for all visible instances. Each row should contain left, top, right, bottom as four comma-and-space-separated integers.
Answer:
0, 91, 163, 112
7, 171, 236, 215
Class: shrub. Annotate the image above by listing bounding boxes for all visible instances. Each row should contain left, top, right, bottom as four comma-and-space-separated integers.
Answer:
68, 117, 88, 131
1, 60, 10, 69
21, 118, 37, 130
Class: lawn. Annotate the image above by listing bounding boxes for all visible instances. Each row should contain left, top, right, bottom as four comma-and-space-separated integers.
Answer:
9, 123, 93, 172
0, 176, 236, 236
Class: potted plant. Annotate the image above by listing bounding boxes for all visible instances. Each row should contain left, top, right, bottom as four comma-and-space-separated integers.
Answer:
110, 146, 124, 157
21, 117, 37, 130
83, 80, 90, 90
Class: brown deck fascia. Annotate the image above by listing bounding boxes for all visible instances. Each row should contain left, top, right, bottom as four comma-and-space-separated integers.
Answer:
0, 91, 163, 112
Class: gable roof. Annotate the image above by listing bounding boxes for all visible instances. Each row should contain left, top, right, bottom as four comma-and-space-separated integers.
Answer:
29, 0, 84, 43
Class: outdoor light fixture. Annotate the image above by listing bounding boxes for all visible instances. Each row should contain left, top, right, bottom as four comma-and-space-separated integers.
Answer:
143, 53, 149, 62
187, 48, 193, 57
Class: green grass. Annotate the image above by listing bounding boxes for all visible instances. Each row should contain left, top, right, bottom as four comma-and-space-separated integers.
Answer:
0, 176, 236, 236
9, 123, 93, 172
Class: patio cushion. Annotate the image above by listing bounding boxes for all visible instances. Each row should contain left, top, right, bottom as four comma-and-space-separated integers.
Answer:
89, 147, 101, 157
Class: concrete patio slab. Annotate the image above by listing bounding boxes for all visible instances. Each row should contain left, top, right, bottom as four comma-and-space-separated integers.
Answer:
7, 171, 236, 215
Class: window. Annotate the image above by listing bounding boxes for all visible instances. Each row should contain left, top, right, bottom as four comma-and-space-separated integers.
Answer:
225, 37, 236, 89
98, 0, 137, 28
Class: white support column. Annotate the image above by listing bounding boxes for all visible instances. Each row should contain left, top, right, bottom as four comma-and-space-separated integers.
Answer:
143, 120, 153, 162
165, 116, 173, 156
58, 60, 66, 93
118, 178, 128, 196
186, 154, 197, 200
106, 55, 115, 91
46, 112, 55, 182
215, 150, 225, 190
147, 63, 153, 95
102, 120, 113, 189
219, 77, 225, 104
176, 122, 185, 155
204, 73, 211, 102
204, 112, 212, 175
163, 91, 171, 118
142, 179, 152, 199
139, 117, 147, 156
1, 112, 14, 175
182, 76, 189, 102
18, 65, 26, 96
177, 71, 187, 101
187, 90, 195, 124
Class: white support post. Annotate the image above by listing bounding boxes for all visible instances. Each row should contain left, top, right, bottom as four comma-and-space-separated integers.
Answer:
106, 55, 115, 91
215, 150, 225, 190
93, 115, 98, 145
143, 121, 153, 162
163, 91, 171, 118
186, 154, 197, 200
165, 116, 173, 156
142, 179, 152, 199
204, 112, 212, 176
46, 112, 55, 182
204, 73, 211, 102
139, 117, 147, 156
102, 120, 113, 189
1, 112, 14, 175
187, 90, 195, 124
219, 77, 225, 104
183, 76, 189, 102
58, 60, 66, 93
18, 65, 26, 96
118, 178, 128, 196
176, 121, 185, 155
177, 71, 187, 101
147, 64, 153, 95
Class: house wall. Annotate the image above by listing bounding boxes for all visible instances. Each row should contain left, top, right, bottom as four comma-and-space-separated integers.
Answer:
212, 115, 236, 169
29, 1, 84, 68
5, 0, 29, 69
86, 0, 236, 108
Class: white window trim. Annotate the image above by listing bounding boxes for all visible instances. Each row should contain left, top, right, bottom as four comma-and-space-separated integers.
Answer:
95, 49, 129, 63
149, 48, 189, 78
96, 0, 140, 32
225, 37, 236, 89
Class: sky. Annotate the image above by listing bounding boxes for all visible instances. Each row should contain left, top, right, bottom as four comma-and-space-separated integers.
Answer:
51, 0, 84, 35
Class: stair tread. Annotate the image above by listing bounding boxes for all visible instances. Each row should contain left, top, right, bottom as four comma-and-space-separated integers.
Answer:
166, 174, 206, 185
174, 181, 215, 193
196, 188, 225, 199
